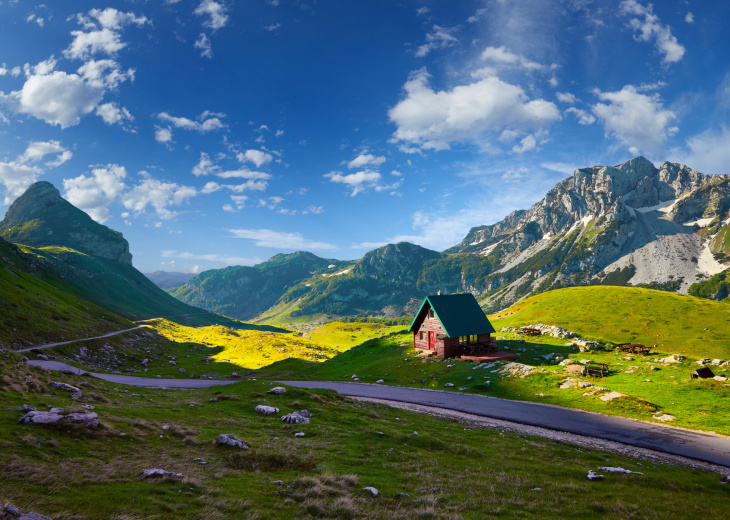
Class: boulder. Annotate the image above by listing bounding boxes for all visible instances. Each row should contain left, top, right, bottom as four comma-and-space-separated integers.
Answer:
294, 409, 312, 418
281, 412, 309, 424
19, 409, 99, 428
696, 359, 711, 365
3, 505, 22, 518
49, 381, 81, 393
142, 468, 184, 478
598, 466, 643, 475
215, 434, 249, 448
587, 470, 604, 481
599, 391, 625, 401
19, 513, 53, 520
267, 387, 286, 395
295, 432, 305, 438
254, 405, 279, 416
363, 487, 379, 496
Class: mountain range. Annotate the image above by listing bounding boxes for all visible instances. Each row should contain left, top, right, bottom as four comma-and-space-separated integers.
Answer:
166, 157, 730, 320
1, 157, 728, 336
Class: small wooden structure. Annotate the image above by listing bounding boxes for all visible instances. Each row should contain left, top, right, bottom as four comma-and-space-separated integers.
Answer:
617, 343, 651, 355
582, 361, 610, 378
409, 293, 516, 361
516, 327, 542, 336
692, 367, 715, 379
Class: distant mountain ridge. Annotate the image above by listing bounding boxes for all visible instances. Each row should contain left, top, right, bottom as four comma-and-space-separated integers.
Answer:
144, 271, 197, 289
170, 157, 730, 320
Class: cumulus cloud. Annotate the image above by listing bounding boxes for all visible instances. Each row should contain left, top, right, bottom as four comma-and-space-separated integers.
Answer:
155, 126, 174, 145
228, 228, 336, 250
346, 153, 386, 169
192, 152, 218, 176
324, 170, 382, 196
415, 25, 460, 58
685, 12, 694, 24
238, 149, 273, 167
62, 164, 128, 222
0, 141, 72, 204
65, 8, 149, 60
620, 0, 685, 64
195, 0, 228, 31
1, 57, 134, 128
480, 46, 549, 71
157, 111, 226, 132
592, 85, 677, 155
556, 92, 577, 104
565, 107, 596, 125
388, 68, 560, 151
194, 33, 213, 58
95, 102, 134, 128
122, 175, 198, 220
512, 134, 537, 153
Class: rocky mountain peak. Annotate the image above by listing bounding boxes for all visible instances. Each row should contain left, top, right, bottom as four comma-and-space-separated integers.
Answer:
0, 181, 133, 265
354, 242, 443, 280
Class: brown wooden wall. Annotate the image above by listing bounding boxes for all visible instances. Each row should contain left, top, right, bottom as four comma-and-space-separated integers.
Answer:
413, 317, 445, 351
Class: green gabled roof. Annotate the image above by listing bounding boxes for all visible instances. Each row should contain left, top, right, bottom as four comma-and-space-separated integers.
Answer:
408, 293, 496, 338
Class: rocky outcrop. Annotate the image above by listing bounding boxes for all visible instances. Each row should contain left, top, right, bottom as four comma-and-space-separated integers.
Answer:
19, 408, 99, 428
0, 181, 132, 264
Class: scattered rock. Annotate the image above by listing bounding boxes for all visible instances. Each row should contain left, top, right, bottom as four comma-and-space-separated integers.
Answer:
653, 414, 675, 422
255, 405, 280, 416
294, 409, 312, 418
295, 432, 305, 438
178, 368, 186, 373
19, 409, 99, 428
530, 487, 543, 492
271, 480, 284, 485
363, 487, 379, 496
599, 391, 625, 401
587, 470, 604, 481
201, 372, 219, 378
267, 387, 286, 395
16, 404, 36, 412
351, 374, 357, 379
281, 412, 309, 424
713, 376, 727, 381
720, 475, 729, 484
376, 379, 384, 383
444, 383, 454, 387
49, 381, 81, 393
499, 362, 536, 378
142, 468, 183, 478
696, 359, 711, 366
141, 358, 148, 367
214, 434, 249, 448
3, 505, 22, 518
19, 513, 53, 520
598, 466, 644, 475
657, 354, 685, 363
162, 425, 169, 430
194, 457, 208, 465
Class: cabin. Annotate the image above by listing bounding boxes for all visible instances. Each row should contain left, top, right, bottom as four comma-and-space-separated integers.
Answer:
409, 293, 513, 361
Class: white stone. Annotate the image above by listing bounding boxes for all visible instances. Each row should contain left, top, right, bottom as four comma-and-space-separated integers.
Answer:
587, 470, 604, 481
281, 412, 309, 424
363, 487, 379, 496
598, 467, 644, 475
267, 387, 286, 395
142, 468, 183, 478
376, 379, 384, 383
599, 391, 625, 401
214, 433, 249, 448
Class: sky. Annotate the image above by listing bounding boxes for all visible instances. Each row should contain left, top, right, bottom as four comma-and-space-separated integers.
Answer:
1, 0, 729, 274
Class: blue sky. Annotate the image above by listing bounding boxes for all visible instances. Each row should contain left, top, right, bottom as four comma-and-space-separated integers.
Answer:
1, 0, 729, 273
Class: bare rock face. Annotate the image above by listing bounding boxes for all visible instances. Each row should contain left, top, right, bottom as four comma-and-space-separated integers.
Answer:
19, 408, 99, 428
267, 386, 286, 395
214, 433, 249, 448
142, 468, 183, 478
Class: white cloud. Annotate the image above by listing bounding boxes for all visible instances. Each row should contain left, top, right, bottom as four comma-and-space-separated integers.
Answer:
592, 85, 676, 155
565, 107, 596, 125
162, 250, 260, 266
324, 170, 382, 196
685, 12, 694, 24
347, 153, 386, 169
228, 228, 337, 250
302, 205, 323, 215
556, 92, 577, 104
195, 0, 228, 31
62, 164, 128, 222
192, 152, 218, 176
27, 14, 44, 27
95, 102, 133, 128
265, 23, 281, 31
215, 169, 270, 181
512, 134, 536, 153
620, 0, 685, 64
0, 65, 21, 78
415, 25, 460, 58
238, 149, 273, 167
122, 176, 198, 220
501, 166, 530, 182
481, 46, 548, 72
158, 111, 226, 132
195, 33, 213, 58
388, 68, 560, 151
155, 126, 174, 145
0, 141, 72, 204
65, 8, 149, 60
2, 58, 133, 128
671, 126, 730, 175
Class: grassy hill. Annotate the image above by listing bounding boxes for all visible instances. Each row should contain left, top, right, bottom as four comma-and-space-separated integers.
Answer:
2, 350, 728, 519
491, 286, 730, 359
0, 237, 133, 348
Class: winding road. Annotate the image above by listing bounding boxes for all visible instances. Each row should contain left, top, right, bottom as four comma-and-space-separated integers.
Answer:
17, 326, 146, 353
25, 359, 730, 467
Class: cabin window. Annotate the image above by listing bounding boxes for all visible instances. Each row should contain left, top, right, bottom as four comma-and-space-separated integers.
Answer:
470, 335, 478, 343
458, 336, 466, 345
420, 331, 425, 340
428, 309, 434, 319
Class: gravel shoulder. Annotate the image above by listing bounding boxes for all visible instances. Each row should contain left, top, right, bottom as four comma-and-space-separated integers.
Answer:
356, 397, 730, 475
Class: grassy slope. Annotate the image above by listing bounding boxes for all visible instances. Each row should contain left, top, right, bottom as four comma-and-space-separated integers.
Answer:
1, 351, 729, 520
492, 286, 730, 359
257, 287, 730, 434
0, 240, 133, 348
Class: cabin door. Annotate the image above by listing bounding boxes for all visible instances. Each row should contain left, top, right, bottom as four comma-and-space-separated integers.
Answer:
428, 331, 435, 350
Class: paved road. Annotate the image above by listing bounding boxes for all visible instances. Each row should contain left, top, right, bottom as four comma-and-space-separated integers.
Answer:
27, 360, 240, 389
17, 326, 146, 353
279, 381, 730, 467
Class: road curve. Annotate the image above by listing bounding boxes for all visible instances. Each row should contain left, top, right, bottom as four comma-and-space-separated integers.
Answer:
279, 380, 730, 468
27, 359, 240, 389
